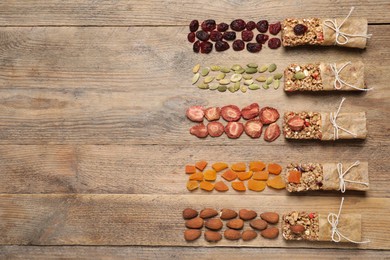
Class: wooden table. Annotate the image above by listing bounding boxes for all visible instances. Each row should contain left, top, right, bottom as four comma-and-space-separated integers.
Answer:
0, 1, 389, 259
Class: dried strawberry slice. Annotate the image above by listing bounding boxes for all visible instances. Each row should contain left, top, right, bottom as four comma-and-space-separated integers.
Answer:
207, 122, 224, 137
221, 105, 241, 122
241, 103, 259, 120
259, 107, 280, 124
264, 123, 280, 142
190, 123, 208, 138
244, 120, 263, 138
225, 122, 244, 139
204, 107, 221, 121
186, 106, 204, 122
287, 116, 305, 131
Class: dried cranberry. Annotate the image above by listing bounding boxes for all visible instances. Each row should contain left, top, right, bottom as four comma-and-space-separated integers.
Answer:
189, 20, 199, 32
246, 42, 262, 53
210, 31, 223, 42
196, 30, 210, 41
269, 22, 281, 35
193, 40, 200, 53
201, 19, 216, 32
217, 22, 229, 32
187, 32, 195, 43
232, 39, 245, 51
223, 31, 236, 41
293, 24, 308, 35
268, 37, 281, 49
256, 20, 268, 33
230, 19, 246, 31
215, 41, 230, 52
200, 41, 213, 54
256, 34, 269, 44
241, 30, 254, 42
246, 21, 257, 30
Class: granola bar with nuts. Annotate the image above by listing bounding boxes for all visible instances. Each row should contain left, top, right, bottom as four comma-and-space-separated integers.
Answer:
283, 112, 322, 140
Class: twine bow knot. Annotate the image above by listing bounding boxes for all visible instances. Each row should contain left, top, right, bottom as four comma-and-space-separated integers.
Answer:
337, 161, 369, 193
330, 62, 373, 91
329, 97, 357, 140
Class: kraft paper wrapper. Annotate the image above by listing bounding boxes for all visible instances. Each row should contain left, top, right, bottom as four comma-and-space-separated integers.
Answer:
321, 18, 369, 49
319, 213, 362, 242
322, 162, 369, 191
321, 112, 367, 140
320, 61, 366, 91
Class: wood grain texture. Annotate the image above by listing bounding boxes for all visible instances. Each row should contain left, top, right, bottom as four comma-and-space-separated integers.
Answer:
0, 0, 389, 26
0, 194, 389, 249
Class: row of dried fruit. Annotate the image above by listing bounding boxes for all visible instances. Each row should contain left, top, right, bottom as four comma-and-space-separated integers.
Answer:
186, 161, 286, 192
183, 208, 280, 242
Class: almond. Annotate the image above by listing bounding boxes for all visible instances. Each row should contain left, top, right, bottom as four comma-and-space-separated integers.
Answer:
249, 219, 268, 231
226, 218, 244, 230
184, 229, 202, 241
204, 231, 222, 242
220, 208, 238, 220
261, 227, 279, 239
200, 208, 218, 219
239, 209, 257, 220
182, 208, 198, 219
242, 229, 258, 241
224, 229, 241, 240
260, 212, 279, 224
185, 217, 204, 229
205, 218, 223, 231
290, 224, 305, 234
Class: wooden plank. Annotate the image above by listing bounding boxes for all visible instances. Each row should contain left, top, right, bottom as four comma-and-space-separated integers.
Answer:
0, 194, 388, 249
0, 145, 388, 197
1, 246, 390, 260
0, 0, 389, 26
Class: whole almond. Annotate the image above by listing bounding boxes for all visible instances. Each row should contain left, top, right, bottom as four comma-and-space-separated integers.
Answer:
200, 208, 218, 219
242, 229, 258, 241
239, 209, 257, 220
204, 231, 222, 242
185, 217, 204, 229
220, 209, 238, 220
249, 219, 268, 231
184, 229, 201, 241
261, 227, 279, 239
226, 218, 244, 230
205, 218, 223, 231
290, 224, 305, 234
182, 208, 198, 219
260, 212, 279, 224
224, 229, 241, 240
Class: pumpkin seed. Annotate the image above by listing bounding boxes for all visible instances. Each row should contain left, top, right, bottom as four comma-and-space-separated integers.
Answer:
249, 84, 260, 90
192, 64, 200, 74
240, 85, 247, 93
219, 79, 230, 85
210, 65, 221, 71
198, 83, 209, 89
228, 86, 236, 93
245, 67, 257, 74
234, 82, 240, 91
204, 76, 215, 83
209, 84, 219, 90
247, 63, 258, 68
268, 63, 277, 72
216, 73, 225, 80
230, 74, 242, 82
258, 65, 268, 73
192, 73, 200, 85
244, 79, 254, 86
218, 85, 227, 92
243, 74, 253, 80
256, 76, 267, 82
294, 71, 306, 79
273, 73, 283, 80
231, 64, 242, 71
221, 66, 231, 73
201, 67, 210, 76
236, 68, 245, 74
266, 76, 273, 85
262, 83, 270, 89
273, 79, 280, 89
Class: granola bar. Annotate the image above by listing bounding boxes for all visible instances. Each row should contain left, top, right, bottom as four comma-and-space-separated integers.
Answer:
284, 61, 366, 92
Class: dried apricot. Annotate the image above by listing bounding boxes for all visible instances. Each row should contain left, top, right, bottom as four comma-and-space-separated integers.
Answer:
221, 169, 238, 181
212, 162, 229, 172
266, 176, 286, 189
231, 162, 246, 172
248, 179, 266, 192
238, 171, 253, 181
185, 165, 196, 174
268, 163, 282, 175
231, 181, 246, 191
252, 170, 269, 181
200, 181, 214, 191
195, 160, 208, 171
287, 170, 301, 184
187, 181, 199, 191
203, 169, 217, 181
189, 172, 203, 181
249, 161, 266, 171
214, 181, 229, 192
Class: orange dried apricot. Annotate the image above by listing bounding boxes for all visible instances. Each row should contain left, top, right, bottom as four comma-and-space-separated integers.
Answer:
268, 163, 282, 175
185, 165, 196, 174
195, 160, 208, 171
287, 170, 301, 184
247, 179, 266, 192
249, 161, 266, 171
252, 170, 269, 181
203, 169, 217, 181
214, 181, 229, 192
231, 162, 246, 172
212, 162, 229, 172
189, 172, 203, 181
237, 171, 253, 181
221, 169, 238, 181
231, 181, 246, 192
200, 181, 214, 191
266, 175, 286, 189
187, 181, 199, 191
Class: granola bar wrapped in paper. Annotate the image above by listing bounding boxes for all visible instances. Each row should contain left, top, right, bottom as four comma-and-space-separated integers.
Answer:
284, 61, 367, 92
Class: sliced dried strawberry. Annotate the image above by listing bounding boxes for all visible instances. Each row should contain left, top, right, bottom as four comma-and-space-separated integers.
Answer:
221, 105, 241, 122
264, 123, 280, 142
244, 120, 263, 138
225, 122, 244, 139
207, 122, 224, 137
204, 107, 221, 121
241, 103, 259, 120
259, 107, 280, 124
287, 116, 305, 131
186, 106, 204, 122
190, 123, 208, 138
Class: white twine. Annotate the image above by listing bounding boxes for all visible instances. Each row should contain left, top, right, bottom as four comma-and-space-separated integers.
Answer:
327, 197, 370, 243
337, 161, 369, 193
330, 62, 373, 91
329, 97, 357, 140
323, 7, 372, 45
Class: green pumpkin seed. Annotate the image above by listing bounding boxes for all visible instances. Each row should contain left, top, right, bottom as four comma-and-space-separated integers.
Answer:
209, 84, 219, 90
230, 74, 242, 83
198, 83, 209, 89
192, 73, 200, 85
249, 84, 260, 90
244, 79, 254, 86
201, 67, 210, 76
273, 79, 280, 89
240, 85, 247, 93
219, 79, 230, 85
216, 73, 226, 80
192, 64, 200, 74
210, 65, 221, 71
268, 63, 277, 72
231, 64, 242, 71
204, 76, 215, 83
258, 65, 268, 73
221, 66, 231, 73
228, 86, 236, 93
247, 63, 258, 68
256, 76, 267, 82
243, 74, 253, 80
218, 85, 227, 92
273, 73, 283, 80
234, 82, 240, 91
236, 68, 245, 74
262, 83, 270, 89
245, 67, 257, 74
266, 76, 273, 85
294, 71, 306, 79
